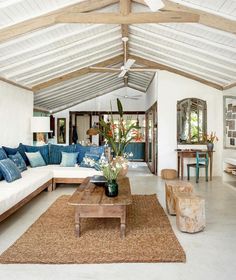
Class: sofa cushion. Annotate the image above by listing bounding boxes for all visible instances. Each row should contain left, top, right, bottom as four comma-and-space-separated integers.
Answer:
60, 152, 79, 167
26, 151, 46, 168
0, 148, 8, 181
80, 156, 99, 168
22, 144, 50, 165
8, 152, 27, 172
0, 167, 52, 215
75, 145, 104, 164
3, 144, 29, 166
0, 158, 22, 183
49, 144, 76, 164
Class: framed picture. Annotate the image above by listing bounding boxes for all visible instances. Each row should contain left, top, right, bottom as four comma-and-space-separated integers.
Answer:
224, 96, 236, 149
57, 118, 66, 144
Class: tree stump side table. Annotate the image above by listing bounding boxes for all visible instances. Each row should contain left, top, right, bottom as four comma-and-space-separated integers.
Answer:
165, 180, 194, 215
175, 193, 206, 233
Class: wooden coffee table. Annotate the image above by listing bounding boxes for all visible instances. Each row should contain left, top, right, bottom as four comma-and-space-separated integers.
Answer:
68, 177, 132, 239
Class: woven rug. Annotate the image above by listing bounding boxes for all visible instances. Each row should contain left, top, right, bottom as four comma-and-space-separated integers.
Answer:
0, 195, 186, 264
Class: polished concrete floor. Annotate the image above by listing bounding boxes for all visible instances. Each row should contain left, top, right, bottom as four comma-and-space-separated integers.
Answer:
0, 163, 236, 280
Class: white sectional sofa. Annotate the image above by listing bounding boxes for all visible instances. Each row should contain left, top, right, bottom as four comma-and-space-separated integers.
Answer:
0, 165, 101, 222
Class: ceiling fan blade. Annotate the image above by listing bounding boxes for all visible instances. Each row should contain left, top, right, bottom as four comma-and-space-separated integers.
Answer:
144, 0, 165, 11
124, 59, 135, 70
129, 68, 158, 72
118, 69, 127, 78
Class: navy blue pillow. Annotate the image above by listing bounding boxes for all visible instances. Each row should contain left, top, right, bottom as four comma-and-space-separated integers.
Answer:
8, 152, 27, 172
90, 146, 105, 156
49, 144, 76, 164
80, 156, 98, 169
0, 158, 22, 183
0, 148, 8, 181
3, 144, 29, 166
22, 144, 49, 165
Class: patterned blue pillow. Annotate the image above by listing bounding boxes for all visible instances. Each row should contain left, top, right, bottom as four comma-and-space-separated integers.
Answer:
80, 156, 99, 169
90, 146, 105, 156
8, 152, 27, 172
84, 152, 100, 161
0, 148, 8, 181
3, 144, 29, 166
49, 144, 76, 164
60, 152, 79, 167
75, 144, 97, 164
23, 144, 49, 165
0, 158, 22, 183
26, 151, 46, 168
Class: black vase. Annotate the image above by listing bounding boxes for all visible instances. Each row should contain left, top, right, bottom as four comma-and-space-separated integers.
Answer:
105, 180, 118, 197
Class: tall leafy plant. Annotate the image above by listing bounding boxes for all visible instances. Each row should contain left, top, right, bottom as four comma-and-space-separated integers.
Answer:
99, 98, 140, 156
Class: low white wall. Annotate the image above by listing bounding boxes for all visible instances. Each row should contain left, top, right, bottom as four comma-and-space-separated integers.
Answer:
0, 81, 33, 147
157, 71, 223, 176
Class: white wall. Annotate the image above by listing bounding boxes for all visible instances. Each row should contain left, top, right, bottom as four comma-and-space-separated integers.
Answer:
146, 73, 158, 110
54, 87, 147, 144
0, 81, 33, 147
157, 71, 223, 176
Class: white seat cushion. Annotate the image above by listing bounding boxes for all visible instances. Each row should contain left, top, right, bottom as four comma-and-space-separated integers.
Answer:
0, 167, 52, 215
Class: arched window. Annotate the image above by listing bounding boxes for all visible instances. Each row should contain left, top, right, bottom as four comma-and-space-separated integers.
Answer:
177, 98, 207, 144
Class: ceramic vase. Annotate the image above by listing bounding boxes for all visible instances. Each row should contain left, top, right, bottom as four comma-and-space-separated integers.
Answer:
105, 180, 118, 197
207, 142, 214, 151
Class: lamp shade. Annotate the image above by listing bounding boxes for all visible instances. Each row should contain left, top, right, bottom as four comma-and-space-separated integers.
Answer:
144, 0, 164, 11
31, 117, 51, 133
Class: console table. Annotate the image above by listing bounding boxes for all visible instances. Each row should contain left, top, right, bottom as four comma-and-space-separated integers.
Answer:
176, 150, 214, 181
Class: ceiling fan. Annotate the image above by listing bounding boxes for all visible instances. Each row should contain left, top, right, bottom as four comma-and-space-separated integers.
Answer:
89, 37, 158, 78
144, 0, 165, 11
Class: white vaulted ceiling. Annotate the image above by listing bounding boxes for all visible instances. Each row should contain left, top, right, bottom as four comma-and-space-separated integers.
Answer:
0, 0, 235, 113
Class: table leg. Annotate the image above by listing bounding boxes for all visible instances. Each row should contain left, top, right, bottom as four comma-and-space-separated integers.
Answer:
177, 154, 180, 178
209, 152, 213, 181
181, 154, 184, 180
120, 207, 126, 239
75, 209, 80, 237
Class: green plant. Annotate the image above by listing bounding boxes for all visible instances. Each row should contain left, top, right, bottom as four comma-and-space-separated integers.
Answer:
100, 162, 122, 181
99, 98, 140, 156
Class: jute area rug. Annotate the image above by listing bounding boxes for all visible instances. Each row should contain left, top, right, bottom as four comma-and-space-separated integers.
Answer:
0, 195, 186, 264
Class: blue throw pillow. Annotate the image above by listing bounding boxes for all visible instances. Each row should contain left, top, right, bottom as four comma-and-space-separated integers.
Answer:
0, 158, 22, 183
26, 151, 46, 168
49, 144, 76, 164
3, 144, 29, 166
60, 152, 79, 167
84, 152, 100, 161
23, 144, 49, 165
75, 144, 104, 164
8, 152, 27, 172
0, 148, 8, 181
80, 156, 98, 169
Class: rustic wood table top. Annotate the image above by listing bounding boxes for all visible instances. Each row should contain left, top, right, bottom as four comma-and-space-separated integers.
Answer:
68, 177, 132, 206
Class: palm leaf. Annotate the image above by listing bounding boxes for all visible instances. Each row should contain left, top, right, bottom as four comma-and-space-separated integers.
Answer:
117, 98, 123, 118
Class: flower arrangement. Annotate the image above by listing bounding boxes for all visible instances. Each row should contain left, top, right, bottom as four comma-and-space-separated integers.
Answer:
99, 98, 140, 157
100, 161, 123, 182
204, 132, 219, 143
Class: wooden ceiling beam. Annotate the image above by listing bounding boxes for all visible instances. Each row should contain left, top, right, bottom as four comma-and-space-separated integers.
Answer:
32, 55, 123, 92
0, 0, 119, 43
129, 54, 224, 91
56, 11, 199, 24
0, 76, 32, 91
223, 82, 236, 90
132, 0, 236, 34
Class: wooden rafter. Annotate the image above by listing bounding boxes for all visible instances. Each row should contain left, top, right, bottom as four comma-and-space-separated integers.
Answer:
32, 55, 123, 92
0, 76, 32, 91
0, 0, 119, 43
56, 11, 199, 24
129, 54, 224, 91
223, 82, 236, 90
132, 0, 236, 34
120, 0, 131, 86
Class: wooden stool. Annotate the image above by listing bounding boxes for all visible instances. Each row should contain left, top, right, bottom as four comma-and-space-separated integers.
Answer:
165, 180, 194, 215
175, 193, 206, 233
161, 169, 178, 180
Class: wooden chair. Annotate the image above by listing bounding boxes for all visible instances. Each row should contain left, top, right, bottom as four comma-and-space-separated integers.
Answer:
187, 152, 209, 183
